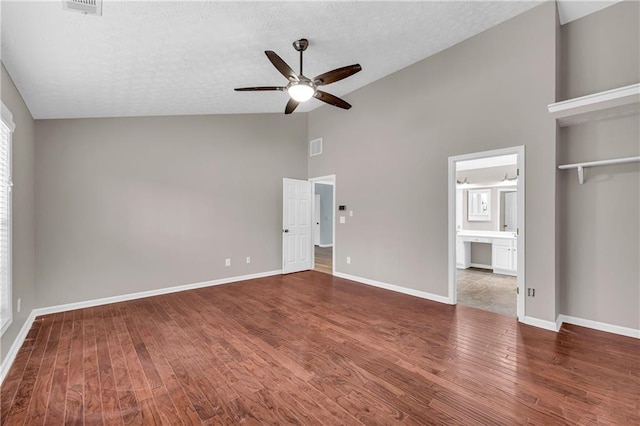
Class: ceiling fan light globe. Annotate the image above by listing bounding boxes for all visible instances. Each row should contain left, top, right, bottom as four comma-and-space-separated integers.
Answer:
288, 83, 315, 102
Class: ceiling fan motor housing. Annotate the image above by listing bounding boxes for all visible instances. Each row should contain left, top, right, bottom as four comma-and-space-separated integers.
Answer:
293, 39, 309, 52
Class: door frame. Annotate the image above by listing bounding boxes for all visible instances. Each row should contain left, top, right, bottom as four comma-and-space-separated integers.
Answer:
447, 146, 526, 320
309, 175, 336, 275
313, 194, 321, 246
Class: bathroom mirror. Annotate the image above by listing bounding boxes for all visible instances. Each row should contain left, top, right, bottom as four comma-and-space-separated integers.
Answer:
468, 189, 491, 221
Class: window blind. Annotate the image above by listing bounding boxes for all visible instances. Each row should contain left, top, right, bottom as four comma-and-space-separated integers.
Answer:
0, 117, 12, 335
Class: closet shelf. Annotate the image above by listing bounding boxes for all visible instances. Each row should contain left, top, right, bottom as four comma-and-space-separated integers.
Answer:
558, 156, 640, 184
548, 83, 640, 127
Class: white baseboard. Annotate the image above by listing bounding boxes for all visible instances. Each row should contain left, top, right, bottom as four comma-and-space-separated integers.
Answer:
34, 270, 282, 316
318, 244, 333, 248
333, 272, 452, 305
557, 314, 640, 339
521, 315, 560, 332
0, 269, 282, 384
469, 263, 492, 270
0, 310, 37, 384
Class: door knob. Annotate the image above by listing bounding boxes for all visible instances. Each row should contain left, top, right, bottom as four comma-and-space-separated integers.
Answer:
283, 229, 289, 233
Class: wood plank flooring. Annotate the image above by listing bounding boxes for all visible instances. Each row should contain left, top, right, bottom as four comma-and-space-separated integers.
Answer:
314, 246, 332, 275
1, 271, 639, 424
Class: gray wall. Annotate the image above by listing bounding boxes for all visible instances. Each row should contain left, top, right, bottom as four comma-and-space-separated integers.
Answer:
559, 0, 640, 100
315, 183, 333, 246
1, 63, 36, 362
35, 114, 307, 307
558, 1, 639, 329
308, 2, 558, 321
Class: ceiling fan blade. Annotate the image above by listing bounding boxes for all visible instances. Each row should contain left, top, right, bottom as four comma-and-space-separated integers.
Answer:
314, 91, 352, 110
285, 98, 299, 114
265, 51, 299, 82
234, 86, 286, 91
314, 64, 362, 86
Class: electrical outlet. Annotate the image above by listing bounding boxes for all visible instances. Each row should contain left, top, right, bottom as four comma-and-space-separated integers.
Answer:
225, 258, 231, 267
527, 288, 535, 297
246, 257, 251, 264
17, 298, 21, 313
346, 256, 351, 264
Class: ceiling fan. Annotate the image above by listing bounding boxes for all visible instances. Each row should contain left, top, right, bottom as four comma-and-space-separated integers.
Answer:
234, 38, 362, 114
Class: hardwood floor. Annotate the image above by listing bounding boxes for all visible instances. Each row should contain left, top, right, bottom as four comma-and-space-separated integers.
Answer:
1, 271, 639, 424
313, 245, 332, 275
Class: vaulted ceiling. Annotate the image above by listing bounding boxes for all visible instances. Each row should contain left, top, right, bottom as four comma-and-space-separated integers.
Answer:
0, 1, 619, 119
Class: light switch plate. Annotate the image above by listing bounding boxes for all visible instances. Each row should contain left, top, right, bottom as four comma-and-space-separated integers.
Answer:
349, 210, 353, 217
340, 216, 346, 224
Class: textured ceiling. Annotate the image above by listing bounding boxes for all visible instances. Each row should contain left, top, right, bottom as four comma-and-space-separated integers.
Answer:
0, 1, 548, 119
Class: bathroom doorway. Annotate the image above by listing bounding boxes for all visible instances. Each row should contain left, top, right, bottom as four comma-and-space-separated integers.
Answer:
448, 147, 525, 319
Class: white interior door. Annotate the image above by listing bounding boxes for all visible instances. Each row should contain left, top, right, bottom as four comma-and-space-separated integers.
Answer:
313, 194, 321, 246
282, 178, 312, 274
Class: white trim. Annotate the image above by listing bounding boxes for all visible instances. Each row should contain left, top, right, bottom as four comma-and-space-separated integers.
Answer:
448, 146, 526, 320
547, 83, 639, 127
547, 83, 639, 115
309, 175, 336, 275
34, 270, 282, 317
521, 316, 559, 332
557, 314, 640, 339
469, 263, 492, 270
334, 272, 452, 305
0, 311, 36, 384
318, 244, 333, 248
0, 102, 15, 132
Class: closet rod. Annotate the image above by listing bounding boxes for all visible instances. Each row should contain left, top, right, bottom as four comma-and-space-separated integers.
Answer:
558, 156, 639, 184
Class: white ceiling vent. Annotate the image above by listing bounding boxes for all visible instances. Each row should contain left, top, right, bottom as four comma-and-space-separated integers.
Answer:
63, 0, 102, 16
310, 138, 322, 157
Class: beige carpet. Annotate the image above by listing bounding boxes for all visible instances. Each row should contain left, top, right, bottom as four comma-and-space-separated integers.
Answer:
457, 268, 517, 317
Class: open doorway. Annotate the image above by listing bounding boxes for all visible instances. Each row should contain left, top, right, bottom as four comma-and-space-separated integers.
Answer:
448, 147, 525, 320
309, 175, 335, 275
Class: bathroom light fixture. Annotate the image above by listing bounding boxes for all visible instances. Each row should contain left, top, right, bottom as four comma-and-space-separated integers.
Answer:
501, 173, 517, 182
456, 177, 469, 185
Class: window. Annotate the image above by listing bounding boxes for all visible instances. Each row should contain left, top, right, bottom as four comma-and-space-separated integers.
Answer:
0, 102, 14, 335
